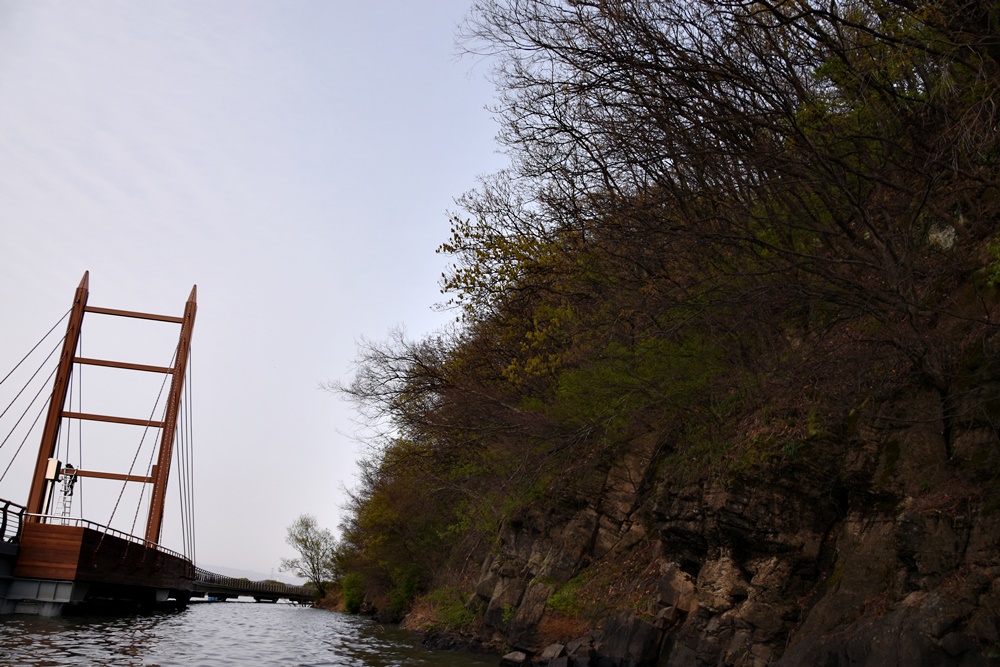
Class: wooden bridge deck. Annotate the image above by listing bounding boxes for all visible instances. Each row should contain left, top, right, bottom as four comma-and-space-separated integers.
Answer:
0, 500, 315, 613
15, 521, 193, 599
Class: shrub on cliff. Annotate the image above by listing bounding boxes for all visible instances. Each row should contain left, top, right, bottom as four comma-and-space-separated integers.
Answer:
330, 0, 1000, 620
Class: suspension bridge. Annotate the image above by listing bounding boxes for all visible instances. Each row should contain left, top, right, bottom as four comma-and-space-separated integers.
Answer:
0, 273, 314, 615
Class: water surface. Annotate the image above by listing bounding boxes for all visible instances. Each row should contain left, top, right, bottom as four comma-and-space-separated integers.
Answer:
0, 601, 499, 667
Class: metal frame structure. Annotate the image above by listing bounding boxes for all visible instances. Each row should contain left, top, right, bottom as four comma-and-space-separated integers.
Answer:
23, 271, 197, 545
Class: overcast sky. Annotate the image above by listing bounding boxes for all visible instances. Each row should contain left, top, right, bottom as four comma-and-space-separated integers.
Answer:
0, 1, 503, 579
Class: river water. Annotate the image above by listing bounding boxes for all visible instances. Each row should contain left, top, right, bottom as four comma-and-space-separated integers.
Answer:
0, 601, 500, 667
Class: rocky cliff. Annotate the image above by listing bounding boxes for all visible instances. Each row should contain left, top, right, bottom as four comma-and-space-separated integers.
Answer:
462, 388, 1000, 666
336, 2, 1000, 661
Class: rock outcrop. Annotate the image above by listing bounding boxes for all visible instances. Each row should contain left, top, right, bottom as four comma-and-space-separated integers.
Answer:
464, 389, 1000, 665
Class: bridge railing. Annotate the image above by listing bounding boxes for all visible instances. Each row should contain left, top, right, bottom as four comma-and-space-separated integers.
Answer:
24, 513, 190, 563
193, 567, 316, 600
3, 498, 313, 602
1, 498, 26, 544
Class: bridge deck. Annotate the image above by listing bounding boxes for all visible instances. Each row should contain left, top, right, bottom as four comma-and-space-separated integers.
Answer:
15, 522, 193, 597
193, 569, 315, 603
0, 502, 315, 614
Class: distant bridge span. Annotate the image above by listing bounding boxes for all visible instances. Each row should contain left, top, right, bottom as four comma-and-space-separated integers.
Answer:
193, 568, 314, 603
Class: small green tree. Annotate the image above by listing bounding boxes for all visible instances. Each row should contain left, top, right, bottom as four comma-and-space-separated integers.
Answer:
279, 514, 338, 598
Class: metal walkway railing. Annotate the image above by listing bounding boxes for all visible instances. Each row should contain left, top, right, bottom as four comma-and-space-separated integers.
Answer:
22, 512, 189, 562
1, 499, 25, 544
193, 567, 315, 602
0, 495, 314, 604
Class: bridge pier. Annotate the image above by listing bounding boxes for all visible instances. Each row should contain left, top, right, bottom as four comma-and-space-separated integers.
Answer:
0, 576, 88, 616
0, 530, 87, 615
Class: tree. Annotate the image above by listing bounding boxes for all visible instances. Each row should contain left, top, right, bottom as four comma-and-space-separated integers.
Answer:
330, 0, 1000, 618
279, 514, 338, 598
454, 0, 1000, 402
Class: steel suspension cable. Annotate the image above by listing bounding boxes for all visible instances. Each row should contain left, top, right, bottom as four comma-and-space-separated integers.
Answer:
0, 335, 64, 425
130, 413, 162, 538
107, 346, 176, 531
185, 347, 196, 564
0, 362, 60, 456
76, 329, 84, 517
177, 386, 190, 558
0, 309, 69, 389
176, 403, 186, 556
175, 356, 196, 561
184, 388, 192, 557
0, 395, 52, 483
61, 350, 73, 467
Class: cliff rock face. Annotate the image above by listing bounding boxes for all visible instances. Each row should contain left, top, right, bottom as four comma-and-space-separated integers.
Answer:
469, 390, 1000, 666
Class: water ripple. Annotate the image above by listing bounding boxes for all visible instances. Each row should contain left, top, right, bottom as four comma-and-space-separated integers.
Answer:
0, 602, 498, 667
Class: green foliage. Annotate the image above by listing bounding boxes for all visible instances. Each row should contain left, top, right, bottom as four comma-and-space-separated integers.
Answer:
546, 575, 586, 616
341, 573, 365, 614
426, 587, 477, 631
501, 604, 517, 624
551, 336, 720, 435
386, 568, 422, 619
986, 237, 1000, 288
279, 515, 339, 599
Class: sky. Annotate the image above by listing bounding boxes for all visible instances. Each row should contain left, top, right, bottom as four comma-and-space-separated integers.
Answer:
0, 1, 505, 580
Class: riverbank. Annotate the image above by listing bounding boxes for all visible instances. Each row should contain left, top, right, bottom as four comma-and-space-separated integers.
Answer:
332, 381, 1000, 666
